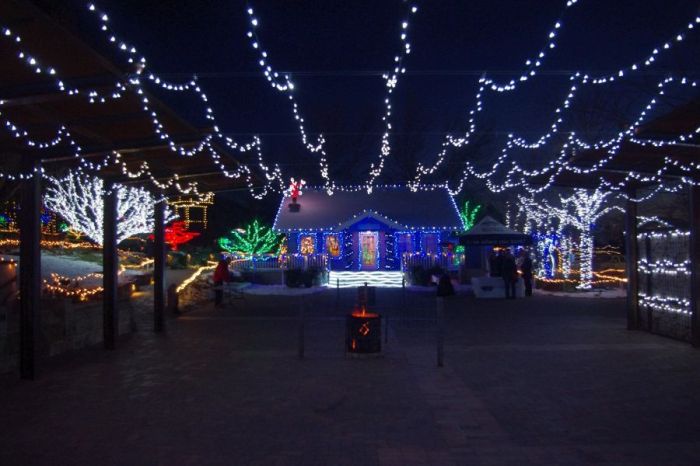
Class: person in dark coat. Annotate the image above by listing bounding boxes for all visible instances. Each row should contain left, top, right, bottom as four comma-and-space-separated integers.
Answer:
437, 272, 455, 297
520, 250, 533, 297
501, 249, 517, 299
493, 249, 504, 277
488, 250, 498, 277
212, 256, 232, 307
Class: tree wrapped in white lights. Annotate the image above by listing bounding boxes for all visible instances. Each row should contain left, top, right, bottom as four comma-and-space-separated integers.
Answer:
518, 195, 566, 278
559, 189, 621, 289
518, 189, 620, 288
45, 171, 176, 245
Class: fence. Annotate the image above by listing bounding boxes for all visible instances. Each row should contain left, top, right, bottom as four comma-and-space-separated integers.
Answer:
637, 229, 691, 341
401, 252, 464, 271
230, 253, 329, 271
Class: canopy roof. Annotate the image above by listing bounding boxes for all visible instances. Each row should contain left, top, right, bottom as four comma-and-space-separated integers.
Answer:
0, 0, 256, 195
273, 186, 463, 232
527, 97, 700, 190
459, 216, 532, 246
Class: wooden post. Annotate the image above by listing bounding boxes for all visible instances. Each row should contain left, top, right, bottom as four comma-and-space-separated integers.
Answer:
436, 296, 444, 367
384, 314, 389, 344
19, 160, 41, 379
103, 180, 118, 350
153, 199, 166, 332
335, 277, 339, 311
298, 298, 305, 359
624, 190, 639, 330
644, 236, 653, 332
690, 185, 700, 347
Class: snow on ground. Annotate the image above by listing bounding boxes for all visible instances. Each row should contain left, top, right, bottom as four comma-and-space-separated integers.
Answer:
534, 287, 627, 299
407, 284, 473, 294
2, 254, 145, 285
242, 284, 326, 296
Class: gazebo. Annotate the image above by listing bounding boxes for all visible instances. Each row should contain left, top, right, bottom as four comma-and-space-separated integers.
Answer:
459, 216, 532, 246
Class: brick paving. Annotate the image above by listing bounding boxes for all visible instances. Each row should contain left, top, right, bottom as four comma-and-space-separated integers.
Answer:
1, 289, 700, 465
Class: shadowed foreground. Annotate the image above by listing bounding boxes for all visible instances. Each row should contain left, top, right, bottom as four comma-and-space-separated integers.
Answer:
1, 290, 699, 465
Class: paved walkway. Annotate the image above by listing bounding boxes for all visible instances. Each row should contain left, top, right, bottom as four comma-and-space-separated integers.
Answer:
1, 289, 699, 465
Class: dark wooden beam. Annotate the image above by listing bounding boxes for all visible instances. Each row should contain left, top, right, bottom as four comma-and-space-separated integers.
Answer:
625, 189, 639, 331
153, 200, 165, 333
102, 181, 118, 350
690, 185, 700, 347
123, 171, 225, 183
41, 135, 205, 163
0, 75, 121, 107
19, 159, 41, 379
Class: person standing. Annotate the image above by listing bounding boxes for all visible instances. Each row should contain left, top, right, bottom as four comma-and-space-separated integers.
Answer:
213, 256, 232, 307
494, 249, 504, 278
520, 250, 533, 297
502, 249, 517, 299
488, 250, 498, 277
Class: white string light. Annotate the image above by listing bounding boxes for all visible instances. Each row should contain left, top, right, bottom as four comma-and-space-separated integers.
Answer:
44, 170, 177, 245
1, 3, 697, 207
412, 12, 700, 195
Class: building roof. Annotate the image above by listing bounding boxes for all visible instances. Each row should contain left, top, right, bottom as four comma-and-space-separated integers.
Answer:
459, 216, 532, 245
273, 186, 463, 232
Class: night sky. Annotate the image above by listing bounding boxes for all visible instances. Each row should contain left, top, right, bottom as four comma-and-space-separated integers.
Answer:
55, 0, 700, 224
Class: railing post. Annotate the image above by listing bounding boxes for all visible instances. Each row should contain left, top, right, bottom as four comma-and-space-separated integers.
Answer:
298, 298, 305, 359
384, 314, 389, 345
103, 179, 119, 350
153, 198, 166, 332
436, 296, 444, 367
625, 189, 639, 330
19, 159, 41, 380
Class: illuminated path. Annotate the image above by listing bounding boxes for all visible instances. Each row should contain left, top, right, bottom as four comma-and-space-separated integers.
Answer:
327, 270, 404, 288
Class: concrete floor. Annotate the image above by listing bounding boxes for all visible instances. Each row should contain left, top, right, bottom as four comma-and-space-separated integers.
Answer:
1, 289, 699, 465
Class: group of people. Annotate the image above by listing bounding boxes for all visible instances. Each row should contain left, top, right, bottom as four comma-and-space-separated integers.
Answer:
488, 248, 533, 299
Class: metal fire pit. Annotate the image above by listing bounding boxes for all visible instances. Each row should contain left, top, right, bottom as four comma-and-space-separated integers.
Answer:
346, 308, 382, 354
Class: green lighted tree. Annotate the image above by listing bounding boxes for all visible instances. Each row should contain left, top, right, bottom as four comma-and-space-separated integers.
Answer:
218, 220, 280, 257
459, 200, 481, 232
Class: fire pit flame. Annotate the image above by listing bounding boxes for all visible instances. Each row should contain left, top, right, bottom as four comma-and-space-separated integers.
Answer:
347, 305, 381, 354
351, 305, 378, 319
359, 322, 370, 336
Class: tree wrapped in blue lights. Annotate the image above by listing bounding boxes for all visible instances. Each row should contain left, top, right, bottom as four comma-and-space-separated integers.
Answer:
532, 232, 560, 279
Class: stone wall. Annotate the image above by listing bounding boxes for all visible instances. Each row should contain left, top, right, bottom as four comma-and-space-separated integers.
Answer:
0, 293, 135, 375
176, 273, 212, 312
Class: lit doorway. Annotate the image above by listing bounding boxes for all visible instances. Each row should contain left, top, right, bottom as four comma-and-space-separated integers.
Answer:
359, 231, 378, 270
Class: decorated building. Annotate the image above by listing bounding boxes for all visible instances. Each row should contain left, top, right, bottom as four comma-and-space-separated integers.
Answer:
273, 186, 463, 271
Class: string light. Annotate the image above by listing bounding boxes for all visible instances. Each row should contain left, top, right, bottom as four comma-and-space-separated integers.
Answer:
44, 170, 176, 245
244, 3, 418, 193
519, 188, 621, 289
638, 292, 690, 315
443, 76, 700, 199
175, 262, 217, 294
411, 11, 700, 197
327, 270, 404, 288
244, 5, 335, 193
1, 3, 697, 207
168, 193, 215, 229
636, 229, 691, 316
